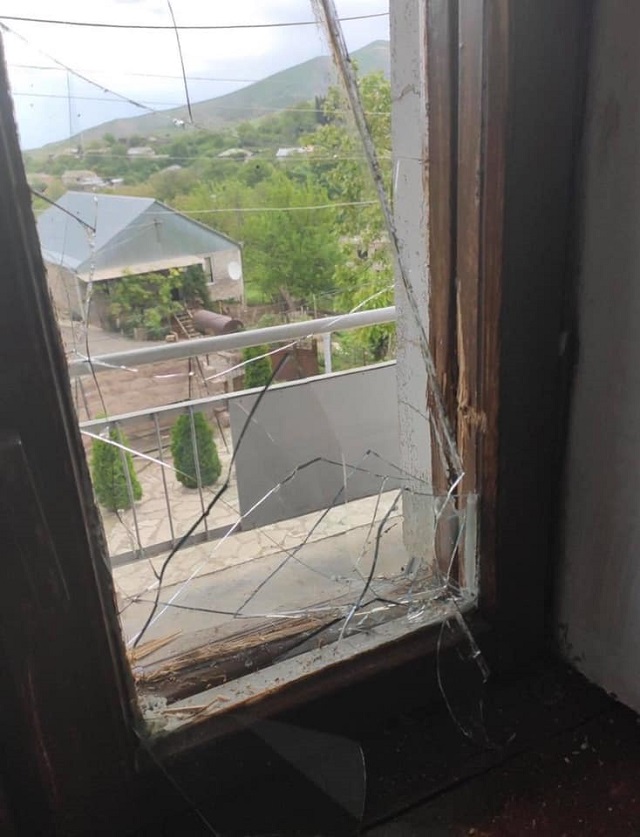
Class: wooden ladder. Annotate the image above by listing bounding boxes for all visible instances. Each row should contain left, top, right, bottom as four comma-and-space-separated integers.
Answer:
173, 309, 199, 340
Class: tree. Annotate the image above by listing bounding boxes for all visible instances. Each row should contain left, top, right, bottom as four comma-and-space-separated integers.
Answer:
180, 264, 213, 311
106, 271, 180, 337
171, 412, 221, 489
242, 169, 339, 308
104, 267, 210, 338
242, 345, 273, 388
304, 72, 394, 360
174, 180, 252, 245
91, 426, 142, 511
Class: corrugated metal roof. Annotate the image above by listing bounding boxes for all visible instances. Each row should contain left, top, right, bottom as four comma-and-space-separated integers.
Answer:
37, 191, 239, 280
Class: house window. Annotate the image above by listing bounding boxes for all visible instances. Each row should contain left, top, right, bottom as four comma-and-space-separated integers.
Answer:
4, 0, 533, 754
0, 0, 587, 830
14, 1, 488, 732
58, 3, 478, 729
204, 256, 215, 284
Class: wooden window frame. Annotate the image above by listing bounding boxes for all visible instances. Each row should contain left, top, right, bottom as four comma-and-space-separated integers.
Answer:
0, 1, 589, 832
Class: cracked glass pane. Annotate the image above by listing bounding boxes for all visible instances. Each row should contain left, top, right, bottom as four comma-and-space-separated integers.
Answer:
136, 711, 367, 836
111, 391, 477, 719
81, 332, 477, 722
23, 0, 484, 740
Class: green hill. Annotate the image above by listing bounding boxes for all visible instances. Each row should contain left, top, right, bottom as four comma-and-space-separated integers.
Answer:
38, 40, 389, 152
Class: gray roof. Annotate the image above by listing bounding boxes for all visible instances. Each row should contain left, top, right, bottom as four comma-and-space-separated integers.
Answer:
37, 191, 239, 281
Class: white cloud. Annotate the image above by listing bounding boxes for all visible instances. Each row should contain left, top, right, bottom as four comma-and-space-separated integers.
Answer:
1, 0, 388, 148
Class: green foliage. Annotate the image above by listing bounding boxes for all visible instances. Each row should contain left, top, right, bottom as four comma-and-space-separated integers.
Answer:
330, 230, 395, 360
106, 270, 181, 338
176, 168, 339, 308
144, 167, 199, 202
255, 312, 284, 328
330, 330, 369, 372
170, 413, 221, 489
242, 345, 273, 388
180, 264, 213, 311
304, 71, 394, 359
142, 308, 169, 340
169, 72, 392, 354
90, 426, 142, 511
242, 170, 339, 307
174, 177, 254, 244
105, 266, 212, 338
234, 103, 321, 150
128, 134, 146, 148
165, 130, 229, 167
30, 178, 65, 212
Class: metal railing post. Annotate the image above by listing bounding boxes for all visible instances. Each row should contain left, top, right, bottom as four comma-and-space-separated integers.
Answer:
153, 413, 176, 546
323, 332, 333, 374
113, 420, 144, 560
188, 406, 208, 534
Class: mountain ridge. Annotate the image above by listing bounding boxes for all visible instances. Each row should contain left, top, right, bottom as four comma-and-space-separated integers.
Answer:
36, 40, 389, 153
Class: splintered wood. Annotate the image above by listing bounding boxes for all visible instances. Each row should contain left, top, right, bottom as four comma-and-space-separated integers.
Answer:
128, 631, 182, 664
135, 613, 337, 702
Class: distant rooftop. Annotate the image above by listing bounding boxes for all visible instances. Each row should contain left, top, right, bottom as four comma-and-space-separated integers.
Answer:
37, 191, 239, 281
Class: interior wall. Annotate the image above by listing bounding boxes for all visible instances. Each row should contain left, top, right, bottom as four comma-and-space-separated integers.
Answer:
559, 0, 640, 711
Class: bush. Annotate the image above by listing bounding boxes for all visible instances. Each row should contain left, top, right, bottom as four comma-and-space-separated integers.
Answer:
242, 345, 273, 389
143, 308, 170, 340
180, 264, 213, 310
171, 412, 221, 489
91, 426, 142, 511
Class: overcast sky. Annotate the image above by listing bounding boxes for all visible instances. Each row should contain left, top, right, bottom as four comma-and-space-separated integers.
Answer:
0, 0, 389, 149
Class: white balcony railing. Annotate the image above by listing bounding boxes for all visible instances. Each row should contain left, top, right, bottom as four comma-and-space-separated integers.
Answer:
76, 306, 398, 563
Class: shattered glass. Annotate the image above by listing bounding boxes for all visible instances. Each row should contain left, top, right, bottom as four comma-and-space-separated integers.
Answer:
108, 391, 477, 717
23, 0, 487, 774
5, 0, 509, 832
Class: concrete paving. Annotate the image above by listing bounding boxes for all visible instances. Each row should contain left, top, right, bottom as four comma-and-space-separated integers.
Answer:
100, 443, 239, 559
116, 492, 408, 661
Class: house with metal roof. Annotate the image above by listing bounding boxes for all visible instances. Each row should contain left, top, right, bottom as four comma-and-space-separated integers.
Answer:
37, 191, 244, 323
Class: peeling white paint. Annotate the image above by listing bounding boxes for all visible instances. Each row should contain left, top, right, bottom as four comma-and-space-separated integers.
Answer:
390, 0, 433, 563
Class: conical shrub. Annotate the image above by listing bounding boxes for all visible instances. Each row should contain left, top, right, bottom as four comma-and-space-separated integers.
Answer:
171, 412, 221, 489
242, 345, 273, 389
91, 425, 142, 511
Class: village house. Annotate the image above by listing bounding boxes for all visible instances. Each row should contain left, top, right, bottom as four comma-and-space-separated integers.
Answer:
37, 190, 244, 323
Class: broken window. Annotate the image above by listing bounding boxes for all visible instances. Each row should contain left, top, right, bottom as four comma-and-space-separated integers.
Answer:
8, 0, 482, 735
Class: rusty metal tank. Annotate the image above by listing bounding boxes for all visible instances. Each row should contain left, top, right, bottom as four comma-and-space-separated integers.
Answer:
192, 309, 244, 336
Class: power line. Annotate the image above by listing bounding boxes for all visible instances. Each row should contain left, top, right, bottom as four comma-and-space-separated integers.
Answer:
13, 90, 187, 106
29, 187, 95, 230
10, 63, 262, 84
12, 89, 389, 117
4, 20, 391, 164
159, 200, 377, 214
32, 199, 378, 216
1, 22, 158, 115
3, 21, 389, 142
0, 11, 388, 31
25, 152, 387, 164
